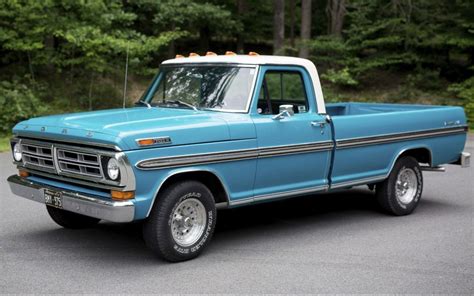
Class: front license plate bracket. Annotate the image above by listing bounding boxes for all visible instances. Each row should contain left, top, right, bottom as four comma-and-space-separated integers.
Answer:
44, 189, 63, 208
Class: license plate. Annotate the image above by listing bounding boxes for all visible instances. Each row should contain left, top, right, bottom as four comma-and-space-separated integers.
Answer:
44, 189, 63, 208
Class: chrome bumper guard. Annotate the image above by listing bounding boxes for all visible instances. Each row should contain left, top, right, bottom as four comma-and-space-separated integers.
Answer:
453, 152, 471, 168
7, 175, 135, 222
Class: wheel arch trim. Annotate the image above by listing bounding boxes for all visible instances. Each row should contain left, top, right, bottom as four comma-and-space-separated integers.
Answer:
145, 168, 231, 218
388, 145, 433, 176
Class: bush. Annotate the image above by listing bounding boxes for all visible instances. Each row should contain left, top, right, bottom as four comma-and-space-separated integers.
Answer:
448, 77, 474, 128
0, 80, 45, 134
322, 68, 359, 86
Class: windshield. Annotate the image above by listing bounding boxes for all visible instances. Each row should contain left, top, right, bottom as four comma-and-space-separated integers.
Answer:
143, 65, 256, 112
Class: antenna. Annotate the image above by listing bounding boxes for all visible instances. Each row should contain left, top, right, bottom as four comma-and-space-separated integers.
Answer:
122, 42, 130, 109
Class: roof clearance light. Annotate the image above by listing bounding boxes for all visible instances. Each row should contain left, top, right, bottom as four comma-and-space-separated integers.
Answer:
248, 51, 259, 56
206, 51, 217, 56
175, 54, 185, 58
189, 52, 200, 57
225, 51, 237, 56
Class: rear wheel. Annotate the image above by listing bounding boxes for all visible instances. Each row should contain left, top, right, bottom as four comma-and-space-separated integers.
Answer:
46, 206, 100, 229
143, 180, 217, 262
376, 156, 423, 216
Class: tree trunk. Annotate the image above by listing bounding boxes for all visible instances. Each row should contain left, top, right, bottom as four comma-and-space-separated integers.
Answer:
168, 23, 176, 58
26, 52, 35, 81
326, 0, 346, 37
200, 26, 210, 52
273, 0, 285, 54
299, 0, 312, 58
289, 0, 296, 48
44, 35, 55, 73
236, 0, 246, 53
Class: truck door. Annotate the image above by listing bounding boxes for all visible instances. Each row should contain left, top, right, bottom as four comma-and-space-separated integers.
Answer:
250, 66, 333, 200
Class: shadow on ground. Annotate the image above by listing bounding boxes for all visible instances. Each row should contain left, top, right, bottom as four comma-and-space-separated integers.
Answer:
13, 186, 454, 265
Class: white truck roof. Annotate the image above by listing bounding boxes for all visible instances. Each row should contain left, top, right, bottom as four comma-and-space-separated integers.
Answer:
162, 55, 326, 114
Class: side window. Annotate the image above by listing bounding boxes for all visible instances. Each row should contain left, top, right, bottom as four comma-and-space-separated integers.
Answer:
257, 71, 308, 115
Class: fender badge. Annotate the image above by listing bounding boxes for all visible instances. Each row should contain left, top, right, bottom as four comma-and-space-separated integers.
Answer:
86, 131, 94, 137
444, 120, 460, 126
61, 128, 68, 134
40, 127, 46, 132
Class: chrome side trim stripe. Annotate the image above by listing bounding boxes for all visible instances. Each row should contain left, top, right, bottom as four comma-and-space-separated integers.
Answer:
330, 175, 387, 189
136, 126, 467, 170
336, 126, 468, 149
136, 141, 334, 170
229, 184, 329, 207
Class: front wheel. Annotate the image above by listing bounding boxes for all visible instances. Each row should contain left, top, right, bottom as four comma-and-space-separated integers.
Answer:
376, 156, 423, 216
143, 180, 217, 262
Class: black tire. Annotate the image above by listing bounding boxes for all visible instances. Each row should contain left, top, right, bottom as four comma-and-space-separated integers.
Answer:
376, 156, 423, 216
143, 180, 217, 262
46, 206, 100, 229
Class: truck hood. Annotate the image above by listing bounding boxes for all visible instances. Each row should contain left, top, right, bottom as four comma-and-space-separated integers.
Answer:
13, 107, 232, 150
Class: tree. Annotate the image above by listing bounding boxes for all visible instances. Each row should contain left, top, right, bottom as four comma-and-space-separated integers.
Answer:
299, 0, 312, 58
236, 0, 247, 53
327, 0, 346, 37
273, 0, 285, 54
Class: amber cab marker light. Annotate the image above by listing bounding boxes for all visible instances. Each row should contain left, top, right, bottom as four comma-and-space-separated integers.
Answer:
225, 51, 237, 56
175, 54, 185, 58
111, 190, 135, 200
248, 51, 259, 56
189, 52, 200, 57
137, 138, 155, 146
206, 51, 217, 56
18, 170, 29, 177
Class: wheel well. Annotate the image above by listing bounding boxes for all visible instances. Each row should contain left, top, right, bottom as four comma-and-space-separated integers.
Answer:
398, 148, 432, 166
158, 171, 229, 204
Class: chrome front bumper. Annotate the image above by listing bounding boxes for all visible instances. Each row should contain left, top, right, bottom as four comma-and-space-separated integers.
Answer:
7, 175, 135, 222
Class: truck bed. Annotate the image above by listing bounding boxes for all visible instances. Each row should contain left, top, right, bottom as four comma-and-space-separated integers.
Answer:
326, 102, 450, 116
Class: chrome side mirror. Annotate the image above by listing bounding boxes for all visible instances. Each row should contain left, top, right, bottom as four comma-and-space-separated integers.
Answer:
272, 104, 294, 120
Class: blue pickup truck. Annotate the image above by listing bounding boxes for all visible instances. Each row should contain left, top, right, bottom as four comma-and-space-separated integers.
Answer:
8, 53, 470, 262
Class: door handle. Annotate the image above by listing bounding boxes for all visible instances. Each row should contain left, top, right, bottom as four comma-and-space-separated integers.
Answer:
311, 121, 326, 128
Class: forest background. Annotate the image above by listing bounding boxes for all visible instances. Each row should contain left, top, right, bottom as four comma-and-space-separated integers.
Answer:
0, 0, 473, 150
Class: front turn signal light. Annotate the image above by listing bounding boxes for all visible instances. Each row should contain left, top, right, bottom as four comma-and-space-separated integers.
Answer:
137, 138, 155, 146
18, 170, 29, 177
111, 190, 135, 200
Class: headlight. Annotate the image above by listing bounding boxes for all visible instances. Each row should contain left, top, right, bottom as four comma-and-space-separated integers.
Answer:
13, 143, 22, 162
107, 158, 120, 180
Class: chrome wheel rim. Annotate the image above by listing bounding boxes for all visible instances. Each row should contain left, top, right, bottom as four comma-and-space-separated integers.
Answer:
395, 168, 418, 204
171, 198, 206, 247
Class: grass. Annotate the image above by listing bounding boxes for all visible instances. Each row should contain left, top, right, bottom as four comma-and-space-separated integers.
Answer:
0, 134, 11, 152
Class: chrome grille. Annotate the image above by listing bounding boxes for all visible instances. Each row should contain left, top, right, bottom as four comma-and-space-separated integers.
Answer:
21, 142, 55, 171
57, 149, 102, 178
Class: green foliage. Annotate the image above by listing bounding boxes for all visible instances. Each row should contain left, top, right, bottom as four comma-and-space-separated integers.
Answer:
322, 68, 358, 86
0, 80, 45, 134
0, 0, 472, 131
0, 134, 11, 152
449, 78, 474, 127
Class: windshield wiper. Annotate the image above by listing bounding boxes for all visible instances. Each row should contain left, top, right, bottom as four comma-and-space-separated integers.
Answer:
163, 100, 198, 111
135, 100, 151, 109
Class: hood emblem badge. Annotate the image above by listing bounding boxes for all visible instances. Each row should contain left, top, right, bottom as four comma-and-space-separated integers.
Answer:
136, 136, 172, 147
61, 128, 68, 134
86, 131, 94, 137
40, 127, 46, 132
